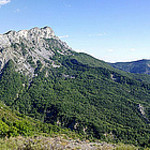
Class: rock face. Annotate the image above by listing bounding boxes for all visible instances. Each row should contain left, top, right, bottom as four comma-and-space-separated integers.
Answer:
0, 26, 73, 77
0, 27, 54, 46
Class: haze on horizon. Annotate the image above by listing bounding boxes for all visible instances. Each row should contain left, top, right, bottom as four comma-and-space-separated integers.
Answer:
0, 0, 150, 63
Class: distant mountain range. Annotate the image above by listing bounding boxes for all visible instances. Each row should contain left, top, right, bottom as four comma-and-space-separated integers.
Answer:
1, 27, 150, 148
109, 59, 150, 75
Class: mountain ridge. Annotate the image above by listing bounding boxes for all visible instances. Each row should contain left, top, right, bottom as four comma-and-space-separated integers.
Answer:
0, 26, 73, 77
109, 59, 150, 75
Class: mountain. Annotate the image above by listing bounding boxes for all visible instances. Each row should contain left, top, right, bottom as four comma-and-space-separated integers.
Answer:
0, 26, 73, 78
1, 27, 150, 148
109, 59, 150, 75
73, 53, 150, 84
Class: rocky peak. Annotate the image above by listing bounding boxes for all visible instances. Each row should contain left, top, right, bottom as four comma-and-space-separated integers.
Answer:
25, 26, 55, 39
0, 26, 73, 77
0, 27, 55, 46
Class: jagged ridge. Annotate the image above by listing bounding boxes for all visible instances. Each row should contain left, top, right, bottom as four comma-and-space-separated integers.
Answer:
0, 27, 73, 77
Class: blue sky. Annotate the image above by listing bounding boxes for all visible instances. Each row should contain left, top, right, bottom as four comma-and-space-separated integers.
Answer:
0, 0, 150, 62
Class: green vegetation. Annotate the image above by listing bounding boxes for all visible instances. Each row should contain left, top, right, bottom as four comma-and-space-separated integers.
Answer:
110, 59, 150, 75
3, 28, 150, 149
0, 99, 85, 141
0, 58, 150, 147
1, 52, 150, 148
73, 52, 113, 69
73, 53, 150, 84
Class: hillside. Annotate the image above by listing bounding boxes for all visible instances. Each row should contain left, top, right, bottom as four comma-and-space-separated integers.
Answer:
0, 100, 74, 138
1, 27, 150, 148
0, 99, 139, 150
109, 59, 150, 75
73, 53, 150, 84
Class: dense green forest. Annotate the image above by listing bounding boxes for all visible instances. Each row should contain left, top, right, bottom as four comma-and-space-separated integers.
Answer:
0, 96, 83, 140
1, 53, 150, 148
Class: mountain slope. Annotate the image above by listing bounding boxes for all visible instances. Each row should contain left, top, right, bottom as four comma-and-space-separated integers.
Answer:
0, 27, 150, 147
1, 56, 150, 147
72, 53, 150, 84
0, 100, 61, 138
109, 59, 150, 75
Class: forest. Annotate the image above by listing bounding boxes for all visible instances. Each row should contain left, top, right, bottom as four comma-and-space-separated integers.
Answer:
1, 54, 150, 148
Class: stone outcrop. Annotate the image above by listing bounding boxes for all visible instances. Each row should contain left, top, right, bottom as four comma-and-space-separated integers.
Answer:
0, 27, 73, 77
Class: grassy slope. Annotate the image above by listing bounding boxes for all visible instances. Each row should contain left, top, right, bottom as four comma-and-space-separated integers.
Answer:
0, 101, 52, 137
0, 102, 140, 150
0, 101, 83, 140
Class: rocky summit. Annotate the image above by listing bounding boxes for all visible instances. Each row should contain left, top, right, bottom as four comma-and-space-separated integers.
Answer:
0, 26, 72, 77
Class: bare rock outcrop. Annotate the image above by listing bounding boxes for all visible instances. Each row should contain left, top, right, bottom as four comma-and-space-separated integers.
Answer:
0, 26, 73, 77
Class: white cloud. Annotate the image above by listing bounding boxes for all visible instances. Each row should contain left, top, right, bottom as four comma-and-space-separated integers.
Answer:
107, 49, 114, 53
0, 0, 11, 6
130, 48, 136, 52
59, 35, 69, 39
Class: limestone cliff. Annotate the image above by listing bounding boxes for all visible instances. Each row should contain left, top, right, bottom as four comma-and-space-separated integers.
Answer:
0, 26, 73, 77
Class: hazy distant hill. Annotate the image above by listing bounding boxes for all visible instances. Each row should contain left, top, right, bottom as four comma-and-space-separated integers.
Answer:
109, 59, 150, 75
